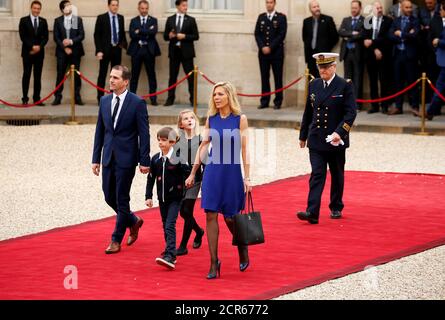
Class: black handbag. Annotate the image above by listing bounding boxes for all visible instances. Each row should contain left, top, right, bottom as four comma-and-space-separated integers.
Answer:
232, 192, 265, 246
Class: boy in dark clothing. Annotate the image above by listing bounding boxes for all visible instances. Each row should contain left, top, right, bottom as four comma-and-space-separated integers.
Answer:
145, 127, 189, 270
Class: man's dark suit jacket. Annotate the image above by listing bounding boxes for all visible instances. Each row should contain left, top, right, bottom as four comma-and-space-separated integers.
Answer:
19, 15, 49, 58
163, 14, 199, 60
362, 15, 393, 59
94, 12, 127, 56
388, 15, 420, 60
338, 15, 365, 61
92, 92, 150, 169
53, 15, 85, 57
128, 15, 161, 57
302, 14, 339, 64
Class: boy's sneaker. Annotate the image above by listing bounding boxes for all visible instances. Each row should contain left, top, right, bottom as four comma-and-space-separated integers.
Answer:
156, 256, 176, 270
160, 252, 177, 264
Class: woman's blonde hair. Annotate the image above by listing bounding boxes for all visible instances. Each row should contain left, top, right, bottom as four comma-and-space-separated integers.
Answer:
177, 109, 200, 135
207, 81, 242, 117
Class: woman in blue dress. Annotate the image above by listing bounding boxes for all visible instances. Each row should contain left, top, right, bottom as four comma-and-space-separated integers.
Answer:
185, 81, 252, 279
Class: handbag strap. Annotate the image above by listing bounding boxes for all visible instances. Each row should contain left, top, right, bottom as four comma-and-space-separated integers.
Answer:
242, 191, 255, 214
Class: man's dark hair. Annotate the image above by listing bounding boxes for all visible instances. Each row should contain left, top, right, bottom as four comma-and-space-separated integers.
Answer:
157, 127, 179, 143
112, 65, 131, 81
59, 0, 70, 12
175, 0, 187, 6
108, 0, 119, 5
31, 1, 42, 8
352, 0, 362, 7
138, 0, 149, 6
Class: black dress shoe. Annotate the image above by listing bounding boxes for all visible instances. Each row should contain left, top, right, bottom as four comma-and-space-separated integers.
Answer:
193, 228, 205, 249
330, 210, 342, 219
34, 101, 45, 107
75, 99, 85, 106
164, 98, 174, 106
22, 98, 29, 105
52, 97, 62, 106
274, 105, 281, 110
297, 211, 319, 224
367, 107, 379, 114
176, 247, 188, 256
257, 105, 269, 109
151, 100, 158, 106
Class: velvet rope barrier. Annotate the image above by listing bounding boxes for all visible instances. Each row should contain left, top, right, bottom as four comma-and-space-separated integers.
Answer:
200, 71, 305, 97
0, 73, 70, 108
356, 79, 421, 104
427, 79, 445, 103
76, 71, 193, 99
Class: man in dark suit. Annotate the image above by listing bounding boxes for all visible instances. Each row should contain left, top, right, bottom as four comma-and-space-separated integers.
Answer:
92, 65, 150, 254
128, 0, 161, 106
254, 0, 288, 110
18, 1, 48, 106
52, 1, 85, 106
419, 0, 441, 102
426, 1, 445, 119
388, 0, 420, 115
297, 53, 357, 225
339, 0, 365, 106
302, 0, 339, 78
363, 1, 394, 114
163, 0, 199, 106
94, 0, 128, 105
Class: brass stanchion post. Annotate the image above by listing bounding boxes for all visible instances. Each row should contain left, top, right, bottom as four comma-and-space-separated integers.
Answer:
414, 73, 432, 136
297, 67, 311, 130
193, 65, 198, 115
65, 65, 79, 125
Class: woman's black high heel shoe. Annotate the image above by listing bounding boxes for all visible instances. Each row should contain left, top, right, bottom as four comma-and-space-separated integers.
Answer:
240, 261, 250, 272
207, 260, 221, 280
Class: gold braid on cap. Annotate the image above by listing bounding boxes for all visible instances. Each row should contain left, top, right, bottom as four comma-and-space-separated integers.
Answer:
316, 55, 337, 65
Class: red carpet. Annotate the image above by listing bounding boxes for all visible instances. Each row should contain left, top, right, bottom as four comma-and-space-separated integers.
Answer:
0, 171, 444, 300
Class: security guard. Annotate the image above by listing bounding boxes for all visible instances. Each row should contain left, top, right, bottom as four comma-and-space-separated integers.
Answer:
297, 53, 357, 225
254, 0, 287, 110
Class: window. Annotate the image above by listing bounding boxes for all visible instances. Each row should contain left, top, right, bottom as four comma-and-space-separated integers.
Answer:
168, 0, 244, 14
0, 0, 11, 12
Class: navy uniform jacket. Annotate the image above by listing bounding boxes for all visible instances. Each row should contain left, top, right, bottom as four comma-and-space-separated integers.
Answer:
299, 75, 357, 152
92, 92, 150, 168
127, 15, 161, 58
254, 12, 287, 57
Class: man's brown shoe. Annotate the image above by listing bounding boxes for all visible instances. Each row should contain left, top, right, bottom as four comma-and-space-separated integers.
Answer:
105, 242, 121, 254
127, 216, 144, 246
387, 107, 403, 115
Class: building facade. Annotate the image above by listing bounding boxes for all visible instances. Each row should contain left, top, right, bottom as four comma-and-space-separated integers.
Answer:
0, 0, 396, 106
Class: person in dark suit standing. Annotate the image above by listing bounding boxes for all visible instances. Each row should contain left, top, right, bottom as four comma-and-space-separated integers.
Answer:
163, 0, 199, 106
94, 0, 128, 105
388, 0, 420, 115
297, 53, 357, 225
339, 0, 365, 107
92, 65, 150, 254
52, 1, 85, 106
302, 0, 339, 79
18, 1, 49, 106
128, 0, 161, 106
419, 0, 441, 102
254, 0, 287, 110
363, 1, 394, 114
426, 1, 445, 119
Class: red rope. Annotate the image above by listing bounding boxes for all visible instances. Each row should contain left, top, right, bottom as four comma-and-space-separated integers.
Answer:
77, 72, 111, 94
140, 72, 193, 99
356, 80, 420, 103
0, 74, 69, 108
77, 71, 193, 99
200, 71, 304, 97
428, 79, 445, 102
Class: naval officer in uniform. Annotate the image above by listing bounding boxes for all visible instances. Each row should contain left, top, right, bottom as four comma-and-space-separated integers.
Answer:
297, 53, 357, 225
254, 0, 287, 110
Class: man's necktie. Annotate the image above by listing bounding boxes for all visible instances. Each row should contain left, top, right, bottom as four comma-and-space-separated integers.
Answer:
324, 81, 328, 89
142, 17, 146, 29
33, 17, 38, 34
112, 15, 118, 45
312, 18, 318, 50
347, 18, 357, 50
373, 17, 380, 40
112, 97, 120, 126
398, 17, 408, 50
176, 15, 182, 33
